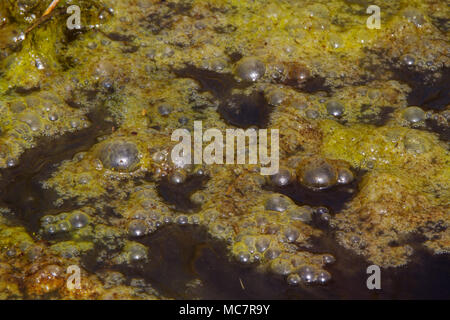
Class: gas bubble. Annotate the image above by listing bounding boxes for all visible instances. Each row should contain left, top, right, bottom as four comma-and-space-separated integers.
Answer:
69, 212, 89, 229
326, 100, 344, 118
128, 220, 147, 237
98, 140, 140, 171
235, 57, 266, 82
265, 195, 292, 212
270, 168, 293, 187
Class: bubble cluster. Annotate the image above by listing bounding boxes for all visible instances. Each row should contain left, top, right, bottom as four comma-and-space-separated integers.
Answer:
18, 111, 42, 132
297, 158, 337, 189
403, 133, 428, 154
25, 264, 65, 296
41, 210, 91, 235
297, 157, 354, 190
402, 7, 426, 27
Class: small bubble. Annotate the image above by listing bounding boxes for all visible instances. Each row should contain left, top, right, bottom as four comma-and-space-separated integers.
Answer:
305, 109, 319, 119
289, 206, 313, 223
265, 195, 292, 212
270, 168, 293, 187
323, 254, 336, 265
266, 89, 285, 106
178, 117, 189, 125
284, 228, 300, 242
58, 221, 71, 232
403, 106, 425, 123
316, 271, 331, 284
235, 57, 266, 82
190, 191, 205, 205
6, 249, 16, 257
128, 220, 147, 237
300, 159, 337, 189
287, 273, 301, 285
237, 252, 251, 264
169, 170, 187, 184
157, 104, 173, 116
402, 54, 415, 66
271, 259, 293, 275
44, 225, 57, 235
48, 113, 59, 121
27, 246, 43, 261
337, 168, 354, 185
326, 100, 344, 118
70, 212, 89, 229
128, 244, 148, 262
98, 139, 140, 171
255, 237, 270, 253
298, 266, 316, 283
176, 215, 189, 225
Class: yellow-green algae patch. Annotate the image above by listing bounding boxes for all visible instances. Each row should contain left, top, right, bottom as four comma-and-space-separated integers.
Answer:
334, 171, 449, 267
0, 0, 449, 298
320, 120, 449, 199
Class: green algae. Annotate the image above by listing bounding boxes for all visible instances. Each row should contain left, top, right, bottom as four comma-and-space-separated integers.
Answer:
0, 0, 448, 299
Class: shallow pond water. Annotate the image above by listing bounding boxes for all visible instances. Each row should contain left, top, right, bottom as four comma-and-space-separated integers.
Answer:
0, 0, 448, 299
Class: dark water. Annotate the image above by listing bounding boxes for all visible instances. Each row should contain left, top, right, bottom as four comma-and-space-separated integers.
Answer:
81, 224, 450, 300
157, 174, 209, 213
175, 66, 275, 128
0, 109, 114, 234
218, 91, 274, 128
175, 66, 245, 99
391, 66, 450, 112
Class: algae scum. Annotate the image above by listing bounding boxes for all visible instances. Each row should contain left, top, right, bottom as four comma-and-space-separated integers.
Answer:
0, 0, 449, 299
